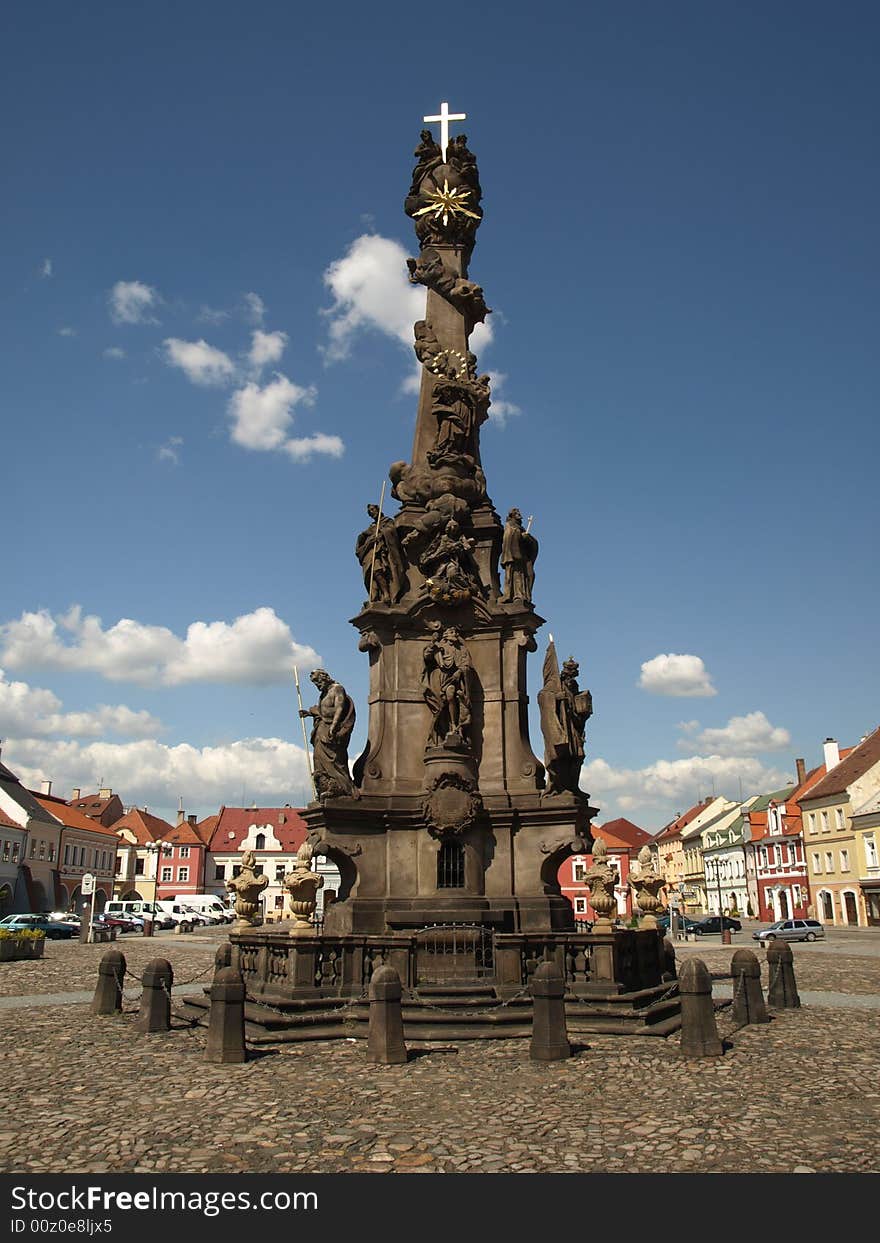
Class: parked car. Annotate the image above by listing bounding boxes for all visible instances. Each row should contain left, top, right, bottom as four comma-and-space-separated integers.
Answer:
96, 914, 141, 933
656, 912, 701, 933
172, 894, 231, 923
693, 915, 742, 935
753, 918, 825, 944
0, 914, 77, 939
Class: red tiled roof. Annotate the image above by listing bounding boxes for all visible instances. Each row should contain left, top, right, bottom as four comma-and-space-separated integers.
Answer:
208, 806, 308, 853
112, 808, 174, 845
597, 817, 653, 851
70, 793, 117, 816
800, 729, 880, 803
194, 814, 220, 846
33, 793, 119, 838
0, 808, 21, 830
653, 798, 714, 842
161, 819, 206, 847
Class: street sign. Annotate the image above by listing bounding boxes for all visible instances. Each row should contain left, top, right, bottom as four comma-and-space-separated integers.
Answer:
81, 872, 95, 896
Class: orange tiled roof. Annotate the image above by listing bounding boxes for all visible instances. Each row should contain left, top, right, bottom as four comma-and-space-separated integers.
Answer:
597, 817, 653, 851
799, 732, 879, 803
33, 793, 119, 838
208, 806, 308, 853
112, 807, 174, 845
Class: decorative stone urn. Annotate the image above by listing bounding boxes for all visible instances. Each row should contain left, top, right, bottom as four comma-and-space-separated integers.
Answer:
283, 842, 324, 937
583, 836, 619, 932
226, 849, 269, 928
628, 845, 666, 930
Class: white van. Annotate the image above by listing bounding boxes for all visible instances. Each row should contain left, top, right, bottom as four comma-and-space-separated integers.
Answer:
172, 894, 232, 923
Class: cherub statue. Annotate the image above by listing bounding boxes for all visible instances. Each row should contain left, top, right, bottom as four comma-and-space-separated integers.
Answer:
226, 849, 269, 928
283, 841, 324, 937
629, 845, 666, 929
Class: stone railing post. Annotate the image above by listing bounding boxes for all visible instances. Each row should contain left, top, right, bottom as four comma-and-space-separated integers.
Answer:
91, 949, 126, 1016
205, 966, 247, 1064
366, 965, 408, 1064
529, 960, 570, 1062
214, 942, 233, 976
730, 948, 769, 1025
766, 940, 800, 1009
135, 958, 173, 1034
678, 958, 722, 1057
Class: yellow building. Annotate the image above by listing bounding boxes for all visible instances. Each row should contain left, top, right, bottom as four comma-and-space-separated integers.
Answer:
851, 790, 880, 927
800, 731, 880, 928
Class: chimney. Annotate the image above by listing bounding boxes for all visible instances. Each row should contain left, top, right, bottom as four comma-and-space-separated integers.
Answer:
99, 787, 112, 800
795, 758, 806, 786
177, 808, 186, 825
71, 787, 81, 800
823, 738, 840, 773
187, 814, 197, 826
40, 779, 52, 796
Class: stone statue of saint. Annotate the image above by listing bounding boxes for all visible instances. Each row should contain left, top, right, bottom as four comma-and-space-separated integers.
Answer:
422, 625, 473, 747
419, 518, 482, 603
226, 849, 269, 927
408, 128, 443, 197
538, 644, 593, 796
283, 841, 324, 936
583, 836, 619, 930
429, 382, 478, 463
500, 508, 539, 603
629, 845, 666, 929
300, 669, 357, 799
355, 503, 406, 605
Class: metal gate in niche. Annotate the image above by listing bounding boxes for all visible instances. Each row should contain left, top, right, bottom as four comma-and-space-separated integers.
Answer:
415, 923, 495, 985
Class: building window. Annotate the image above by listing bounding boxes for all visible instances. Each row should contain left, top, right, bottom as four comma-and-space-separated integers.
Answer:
1, 841, 8, 862
179, 846, 190, 859
162, 844, 173, 858
793, 884, 802, 906
11, 842, 19, 863
807, 813, 817, 835
437, 840, 465, 889
836, 807, 845, 830
840, 850, 849, 873
254, 865, 264, 877
232, 865, 241, 879
254, 833, 266, 850
759, 847, 768, 868
821, 811, 829, 833
275, 865, 286, 882
574, 897, 588, 915
135, 857, 145, 875
812, 853, 822, 874
161, 867, 172, 882
38, 840, 45, 860
825, 851, 834, 873
30, 839, 36, 858
215, 864, 226, 881
572, 859, 587, 882
866, 835, 879, 870
178, 866, 189, 883
116, 856, 123, 875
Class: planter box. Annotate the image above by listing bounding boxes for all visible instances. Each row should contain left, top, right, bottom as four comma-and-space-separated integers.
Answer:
0, 935, 46, 961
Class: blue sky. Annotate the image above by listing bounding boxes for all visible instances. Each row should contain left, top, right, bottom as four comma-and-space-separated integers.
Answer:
2, 1, 878, 827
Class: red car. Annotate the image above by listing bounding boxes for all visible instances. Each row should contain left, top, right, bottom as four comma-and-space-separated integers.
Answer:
96, 914, 141, 933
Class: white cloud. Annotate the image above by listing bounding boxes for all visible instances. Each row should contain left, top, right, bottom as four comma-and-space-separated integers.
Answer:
157, 435, 183, 466
103, 346, 126, 360
58, 326, 76, 337
0, 669, 162, 739
248, 329, 288, 371
198, 305, 230, 325
228, 373, 342, 462
40, 258, 53, 278
638, 653, 717, 697
485, 371, 520, 425
582, 754, 790, 817
163, 337, 236, 387
2, 735, 312, 817
109, 280, 161, 325
243, 292, 265, 325
0, 606, 320, 688
677, 711, 791, 756
322, 234, 426, 361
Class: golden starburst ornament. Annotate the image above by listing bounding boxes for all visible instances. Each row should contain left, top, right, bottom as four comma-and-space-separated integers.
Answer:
412, 179, 481, 228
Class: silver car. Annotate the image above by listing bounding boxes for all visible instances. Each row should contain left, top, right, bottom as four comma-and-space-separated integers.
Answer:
753, 918, 825, 944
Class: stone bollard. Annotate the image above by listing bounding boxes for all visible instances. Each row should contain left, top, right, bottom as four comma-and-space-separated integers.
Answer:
366, 965, 408, 1065
135, 958, 173, 1033
205, 966, 247, 1064
766, 941, 800, 1009
529, 960, 571, 1062
214, 942, 233, 975
91, 949, 126, 1016
730, 949, 769, 1025
678, 958, 723, 1057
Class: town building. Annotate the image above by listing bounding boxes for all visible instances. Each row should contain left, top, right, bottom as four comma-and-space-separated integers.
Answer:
206, 805, 339, 921
801, 730, 880, 927
700, 797, 759, 917
744, 784, 806, 920
0, 806, 29, 915
559, 818, 654, 922
34, 790, 119, 912
112, 808, 175, 902
68, 788, 125, 828
680, 796, 735, 914
651, 798, 714, 910
156, 810, 212, 901
851, 790, 880, 926
0, 762, 64, 911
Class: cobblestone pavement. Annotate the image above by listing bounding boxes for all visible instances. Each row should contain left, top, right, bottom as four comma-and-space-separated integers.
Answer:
673, 941, 880, 995
0, 934, 222, 997
1, 992, 878, 1173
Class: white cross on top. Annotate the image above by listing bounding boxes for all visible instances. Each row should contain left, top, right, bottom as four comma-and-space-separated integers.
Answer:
423, 100, 466, 162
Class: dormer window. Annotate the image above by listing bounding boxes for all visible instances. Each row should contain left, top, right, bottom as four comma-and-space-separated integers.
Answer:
255, 833, 266, 850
